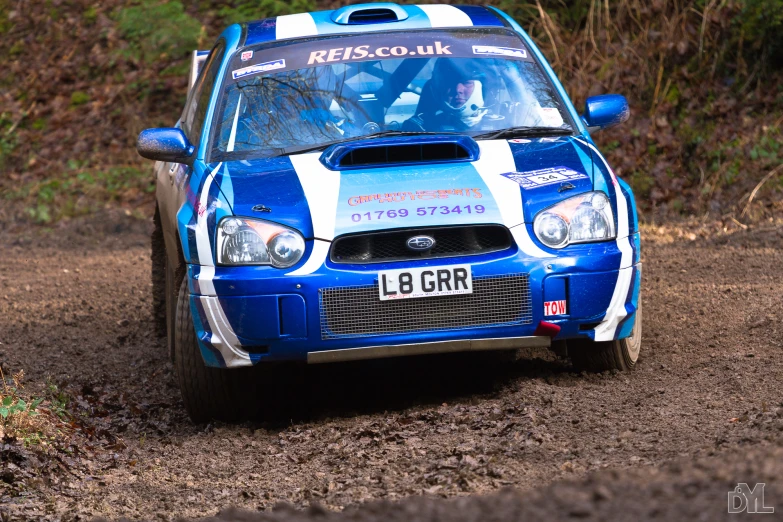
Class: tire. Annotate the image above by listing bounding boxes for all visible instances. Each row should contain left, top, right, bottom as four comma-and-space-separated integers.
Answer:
569, 299, 642, 372
173, 276, 254, 423
150, 206, 167, 339
164, 251, 178, 363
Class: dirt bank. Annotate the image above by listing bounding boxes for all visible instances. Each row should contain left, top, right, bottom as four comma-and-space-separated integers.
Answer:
0, 213, 781, 520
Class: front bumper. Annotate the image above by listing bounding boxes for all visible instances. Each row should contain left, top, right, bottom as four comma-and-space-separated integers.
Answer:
188, 227, 641, 368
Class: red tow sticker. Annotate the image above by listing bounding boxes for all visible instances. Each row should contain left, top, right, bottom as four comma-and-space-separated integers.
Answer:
544, 300, 567, 316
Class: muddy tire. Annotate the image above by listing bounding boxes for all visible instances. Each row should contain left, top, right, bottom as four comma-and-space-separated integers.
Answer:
173, 277, 253, 423
569, 300, 642, 372
151, 206, 167, 339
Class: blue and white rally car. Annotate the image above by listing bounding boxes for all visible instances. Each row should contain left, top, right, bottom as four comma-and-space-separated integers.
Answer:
138, 3, 641, 421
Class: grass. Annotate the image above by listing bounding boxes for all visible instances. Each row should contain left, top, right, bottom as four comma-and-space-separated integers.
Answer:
115, 0, 203, 65
5, 165, 155, 224
0, 369, 58, 445
0, 111, 17, 170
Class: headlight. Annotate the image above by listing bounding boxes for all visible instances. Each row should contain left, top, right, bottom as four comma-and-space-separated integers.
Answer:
217, 217, 305, 268
533, 192, 616, 249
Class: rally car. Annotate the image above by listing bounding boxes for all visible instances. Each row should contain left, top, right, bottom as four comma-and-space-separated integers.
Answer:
137, 3, 641, 422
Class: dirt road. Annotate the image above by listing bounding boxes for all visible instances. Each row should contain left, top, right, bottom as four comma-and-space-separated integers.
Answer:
0, 213, 781, 520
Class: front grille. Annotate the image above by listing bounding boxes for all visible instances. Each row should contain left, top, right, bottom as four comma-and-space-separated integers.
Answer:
319, 274, 532, 339
331, 225, 512, 264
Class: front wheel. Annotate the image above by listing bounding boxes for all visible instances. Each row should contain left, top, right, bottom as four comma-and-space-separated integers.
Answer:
569, 300, 642, 372
173, 277, 255, 422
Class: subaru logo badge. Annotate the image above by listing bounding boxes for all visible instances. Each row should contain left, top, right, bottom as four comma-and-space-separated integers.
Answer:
406, 235, 436, 251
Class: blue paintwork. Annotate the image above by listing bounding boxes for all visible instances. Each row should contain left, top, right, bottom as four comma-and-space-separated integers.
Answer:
142, 4, 641, 368
245, 18, 277, 46
207, 159, 314, 239
453, 5, 505, 27
244, 5, 504, 46
508, 137, 595, 222
583, 94, 630, 130
136, 128, 194, 163
188, 238, 626, 362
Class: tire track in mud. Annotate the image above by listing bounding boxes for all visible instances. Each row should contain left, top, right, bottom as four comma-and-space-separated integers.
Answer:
0, 218, 781, 520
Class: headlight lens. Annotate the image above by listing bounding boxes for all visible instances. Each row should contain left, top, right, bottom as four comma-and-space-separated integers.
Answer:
268, 231, 306, 268
534, 213, 569, 248
533, 192, 616, 249
217, 217, 305, 268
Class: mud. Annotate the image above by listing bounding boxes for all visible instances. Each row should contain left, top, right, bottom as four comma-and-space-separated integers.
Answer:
0, 212, 781, 520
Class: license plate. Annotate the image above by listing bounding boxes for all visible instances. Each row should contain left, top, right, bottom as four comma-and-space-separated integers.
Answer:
377, 264, 473, 301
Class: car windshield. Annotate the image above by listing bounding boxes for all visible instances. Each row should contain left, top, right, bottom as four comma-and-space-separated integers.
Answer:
210, 28, 572, 161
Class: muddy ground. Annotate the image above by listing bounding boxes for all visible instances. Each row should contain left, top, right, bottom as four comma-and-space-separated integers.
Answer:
0, 213, 781, 520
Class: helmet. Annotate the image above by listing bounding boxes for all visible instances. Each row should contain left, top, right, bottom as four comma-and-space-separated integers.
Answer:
431, 58, 487, 97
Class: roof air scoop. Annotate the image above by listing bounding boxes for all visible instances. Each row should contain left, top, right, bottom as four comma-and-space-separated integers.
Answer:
331, 3, 409, 25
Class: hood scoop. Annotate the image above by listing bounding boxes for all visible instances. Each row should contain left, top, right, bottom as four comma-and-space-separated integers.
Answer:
320, 135, 480, 171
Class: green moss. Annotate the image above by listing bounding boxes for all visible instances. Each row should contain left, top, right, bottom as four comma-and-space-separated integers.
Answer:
70, 91, 90, 107
8, 166, 154, 224
665, 84, 681, 105
0, 112, 17, 170
0, 0, 11, 34
629, 170, 654, 198
83, 6, 98, 25
116, 1, 202, 64
8, 40, 23, 57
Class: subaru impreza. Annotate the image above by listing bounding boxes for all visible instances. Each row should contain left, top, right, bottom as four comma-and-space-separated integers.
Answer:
137, 2, 641, 422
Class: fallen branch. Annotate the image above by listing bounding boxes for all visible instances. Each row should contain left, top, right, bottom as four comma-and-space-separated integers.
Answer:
740, 164, 783, 218
5, 102, 36, 136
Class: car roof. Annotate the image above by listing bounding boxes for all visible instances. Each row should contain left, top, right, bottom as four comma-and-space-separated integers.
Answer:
243, 4, 508, 47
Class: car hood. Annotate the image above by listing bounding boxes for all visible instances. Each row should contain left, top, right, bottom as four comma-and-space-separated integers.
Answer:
210, 136, 595, 240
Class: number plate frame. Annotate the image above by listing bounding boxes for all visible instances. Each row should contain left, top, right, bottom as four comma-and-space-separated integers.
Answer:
377, 264, 473, 301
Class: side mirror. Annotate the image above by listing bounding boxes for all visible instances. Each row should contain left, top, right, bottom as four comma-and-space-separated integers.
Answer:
582, 94, 630, 132
136, 128, 195, 164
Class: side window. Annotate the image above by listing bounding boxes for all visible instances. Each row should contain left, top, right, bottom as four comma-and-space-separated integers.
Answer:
182, 40, 226, 146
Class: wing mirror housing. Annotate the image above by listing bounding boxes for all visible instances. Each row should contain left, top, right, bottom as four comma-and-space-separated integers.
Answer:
136, 128, 195, 164
582, 94, 630, 132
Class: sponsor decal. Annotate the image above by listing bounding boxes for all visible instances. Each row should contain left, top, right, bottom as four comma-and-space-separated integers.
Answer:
347, 188, 482, 206
185, 185, 207, 217
539, 107, 564, 127
334, 165, 501, 235
240, 50, 253, 61
308, 42, 453, 65
349, 205, 486, 223
473, 45, 527, 59
501, 167, 589, 190
508, 138, 531, 144
544, 300, 567, 316
232, 59, 285, 80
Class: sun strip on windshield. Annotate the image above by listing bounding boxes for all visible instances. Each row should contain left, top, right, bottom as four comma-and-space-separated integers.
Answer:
228, 29, 533, 82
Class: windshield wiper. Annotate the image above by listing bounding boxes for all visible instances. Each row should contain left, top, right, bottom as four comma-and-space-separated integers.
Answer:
473, 126, 574, 141
278, 131, 459, 157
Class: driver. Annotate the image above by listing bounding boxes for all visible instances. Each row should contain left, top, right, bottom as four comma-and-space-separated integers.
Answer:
403, 59, 491, 132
